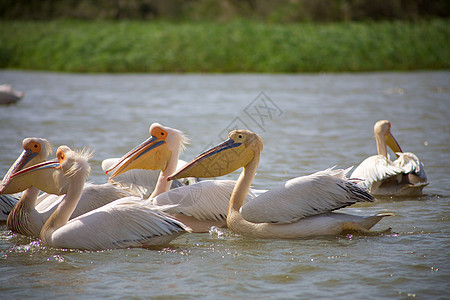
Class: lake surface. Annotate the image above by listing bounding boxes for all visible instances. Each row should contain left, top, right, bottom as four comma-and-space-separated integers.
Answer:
0, 70, 448, 299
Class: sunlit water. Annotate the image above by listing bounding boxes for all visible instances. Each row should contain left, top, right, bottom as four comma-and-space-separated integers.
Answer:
0, 70, 448, 299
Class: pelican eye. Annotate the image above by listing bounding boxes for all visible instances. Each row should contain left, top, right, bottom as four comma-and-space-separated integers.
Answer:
56, 149, 65, 162
29, 142, 41, 152
238, 134, 243, 139
151, 127, 168, 140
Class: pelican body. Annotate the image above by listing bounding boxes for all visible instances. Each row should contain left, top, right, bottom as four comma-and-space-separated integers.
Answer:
351, 120, 428, 196
168, 130, 392, 239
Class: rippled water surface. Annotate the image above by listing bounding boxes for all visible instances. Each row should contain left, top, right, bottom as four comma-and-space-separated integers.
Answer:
0, 71, 449, 299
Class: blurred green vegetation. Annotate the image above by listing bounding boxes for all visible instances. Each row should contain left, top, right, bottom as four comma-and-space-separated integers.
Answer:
1, 19, 448, 73
0, 1, 448, 73
1, 0, 449, 22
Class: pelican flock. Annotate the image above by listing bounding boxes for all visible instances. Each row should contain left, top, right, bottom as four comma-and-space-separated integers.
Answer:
351, 120, 428, 196
0, 138, 149, 237
0, 120, 404, 250
104, 123, 257, 233
2, 144, 189, 250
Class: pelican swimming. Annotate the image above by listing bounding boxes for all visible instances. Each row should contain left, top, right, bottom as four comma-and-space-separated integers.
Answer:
0, 84, 24, 105
168, 130, 392, 239
107, 123, 257, 233
351, 120, 428, 196
1, 138, 139, 237
4, 145, 189, 250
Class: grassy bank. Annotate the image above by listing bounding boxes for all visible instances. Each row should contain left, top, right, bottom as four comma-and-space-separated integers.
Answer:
0, 19, 449, 73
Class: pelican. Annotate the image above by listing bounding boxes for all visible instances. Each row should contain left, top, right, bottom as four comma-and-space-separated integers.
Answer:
351, 120, 428, 196
0, 84, 24, 105
1, 138, 136, 237
0, 137, 52, 221
107, 124, 257, 233
168, 130, 392, 239
4, 145, 189, 251
105, 123, 190, 198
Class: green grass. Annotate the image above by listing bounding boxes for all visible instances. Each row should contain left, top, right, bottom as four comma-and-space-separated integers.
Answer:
0, 19, 449, 73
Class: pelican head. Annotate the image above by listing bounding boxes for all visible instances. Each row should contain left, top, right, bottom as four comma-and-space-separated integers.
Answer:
0, 146, 91, 195
168, 130, 262, 181
374, 120, 403, 157
1, 137, 52, 193
106, 123, 188, 180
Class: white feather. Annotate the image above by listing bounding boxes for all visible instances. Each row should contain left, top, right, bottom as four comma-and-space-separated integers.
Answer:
394, 152, 427, 180
51, 197, 188, 251
153, 180, 257, 222
351, 155, 403, 189
35, 182, 130, 218
102, 157, 161, 198
102, 157, 198, 198
240, 168, 374, 224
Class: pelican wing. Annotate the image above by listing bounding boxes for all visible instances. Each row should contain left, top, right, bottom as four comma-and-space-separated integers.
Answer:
394, 152, 427, 181
51, 197, 188, 251
153, 180, 256, 222
36, 182, 130, 219
102, 157, 161, 198
240, 168, 374, 224
350, 155, 403, 189
0, 194, 19, 221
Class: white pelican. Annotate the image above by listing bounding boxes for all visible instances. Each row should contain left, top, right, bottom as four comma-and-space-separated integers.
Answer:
168, 130, 392, 239
5, 145, 189, 250
351, 120, 428, 196
1, 138, 140, 237
0, 84, 24, 105
105, 123, 190, 197
107, 124, 257, 233
0, 137, 52, 221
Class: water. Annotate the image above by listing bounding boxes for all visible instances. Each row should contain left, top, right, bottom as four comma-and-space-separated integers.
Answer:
0, 70, 449, 299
